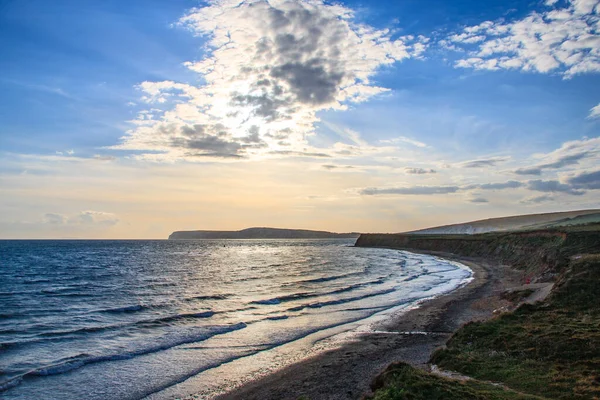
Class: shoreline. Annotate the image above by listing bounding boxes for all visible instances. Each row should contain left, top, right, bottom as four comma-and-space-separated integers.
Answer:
186, 251, 524, 400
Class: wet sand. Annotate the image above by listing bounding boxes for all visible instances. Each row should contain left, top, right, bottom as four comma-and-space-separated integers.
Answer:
209, 252, 525, 400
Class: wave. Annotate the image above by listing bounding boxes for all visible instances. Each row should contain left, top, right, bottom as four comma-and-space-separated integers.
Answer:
184, 294, 231, 301
251, 278, 387, 306
266, 315, 289, 320
140, 311, 215, 326
295, 271, 364, 284
1, 304, 263, 350
0, 322, 248, 394
99, 304, 145, 313
21, 278, 53, 284
403, 267, 460, 283
286, 288, 397, 312
4, 310, 218, 343
251, 298, 282, 305
0, 290, 41, 296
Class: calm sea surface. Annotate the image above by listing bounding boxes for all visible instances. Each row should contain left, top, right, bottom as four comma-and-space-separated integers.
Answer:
0, 239, 471, 399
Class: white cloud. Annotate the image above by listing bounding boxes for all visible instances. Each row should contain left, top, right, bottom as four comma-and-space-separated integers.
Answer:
115, 0, 428, 161
449, 0, 600, 77
589, 102, 600, 118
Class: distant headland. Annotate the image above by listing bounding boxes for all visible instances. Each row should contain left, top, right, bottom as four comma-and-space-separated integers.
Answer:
168, 227, 360, 240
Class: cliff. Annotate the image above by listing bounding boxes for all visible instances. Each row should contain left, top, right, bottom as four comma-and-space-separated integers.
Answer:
169, 227, 360, 240
362, 226, 600, 399
355, 225, 600, 280
407, 209, 600, 235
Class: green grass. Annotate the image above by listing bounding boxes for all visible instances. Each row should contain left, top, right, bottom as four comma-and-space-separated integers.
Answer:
369, 362, 544, 400
431, 255, 600, 399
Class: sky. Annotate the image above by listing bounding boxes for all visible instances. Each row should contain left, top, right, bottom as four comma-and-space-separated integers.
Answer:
0, 0, 599, 239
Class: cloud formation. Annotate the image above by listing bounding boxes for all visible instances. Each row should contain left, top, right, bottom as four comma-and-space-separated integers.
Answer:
43, 211, 119, 226
567, 169, 600, 189
404, 167, 436, 174
116, 0, 428, 160
514, 137, 600, 175
360, 180, 524, 196
527, 179, 585, 195
359, 176, 600, 197
520, 194, 555, 204
473, 180, 524, 190
360, 185, 460, 195
450, 0, 600, 77
590, 102, 600, 118
458, 156, 510, 168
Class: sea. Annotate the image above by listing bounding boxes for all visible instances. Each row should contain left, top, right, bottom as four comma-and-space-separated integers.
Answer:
0, 239, 472, 399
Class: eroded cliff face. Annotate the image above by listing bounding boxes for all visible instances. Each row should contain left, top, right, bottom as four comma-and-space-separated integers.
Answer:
355, 229, 600, 280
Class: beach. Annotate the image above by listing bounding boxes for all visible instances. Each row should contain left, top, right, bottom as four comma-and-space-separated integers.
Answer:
205, 253, 527, 400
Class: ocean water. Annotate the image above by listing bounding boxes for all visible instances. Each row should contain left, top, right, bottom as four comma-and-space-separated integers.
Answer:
0, 239, 472, 399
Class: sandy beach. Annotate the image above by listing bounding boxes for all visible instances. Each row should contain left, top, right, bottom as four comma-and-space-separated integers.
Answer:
203, 252, 526, 400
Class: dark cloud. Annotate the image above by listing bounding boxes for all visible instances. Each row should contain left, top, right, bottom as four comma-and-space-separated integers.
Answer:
322, 164, 354, 170
231, 92, 288, 121
475, 180, 524, 190
361, 180, 526, 196
459, 157, 509, 168
361, 186, 461, 195
469, 197, 489, 203
404, 167, 436, 174
173, 124, 267, 158
271, 60, 344, 105
514, 167, 542, 176
269, 150, 331, 158
240, 126, 266, 145
514, 152, 590, 175
527, 179, 585, 195
567, 169, 600, 189
175, 136, 243, 157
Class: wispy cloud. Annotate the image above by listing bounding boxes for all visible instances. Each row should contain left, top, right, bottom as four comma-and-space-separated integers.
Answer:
589, 102, 600, 119
360, 185, 460, 195
43, 211, 119, 226
380, 136, 428, 148
514, 137, 600, 175
359, 176, 597, 197
520, 194, 555, 204
360, 180, 525, 196
457, 156, 510, 168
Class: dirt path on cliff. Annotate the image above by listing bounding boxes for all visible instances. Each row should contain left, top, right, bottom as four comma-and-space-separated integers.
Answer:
186, 252, 526, 400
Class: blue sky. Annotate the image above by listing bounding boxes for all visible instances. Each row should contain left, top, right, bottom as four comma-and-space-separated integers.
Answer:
1, 0, 599, 238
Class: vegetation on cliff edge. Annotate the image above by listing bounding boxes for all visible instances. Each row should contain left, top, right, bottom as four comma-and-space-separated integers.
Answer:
365, 226, 600, 400
369, 362, 543, 400
431, 255, 600, 399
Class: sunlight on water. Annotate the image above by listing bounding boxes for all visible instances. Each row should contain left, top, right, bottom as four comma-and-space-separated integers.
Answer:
0, 239, 471, 399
